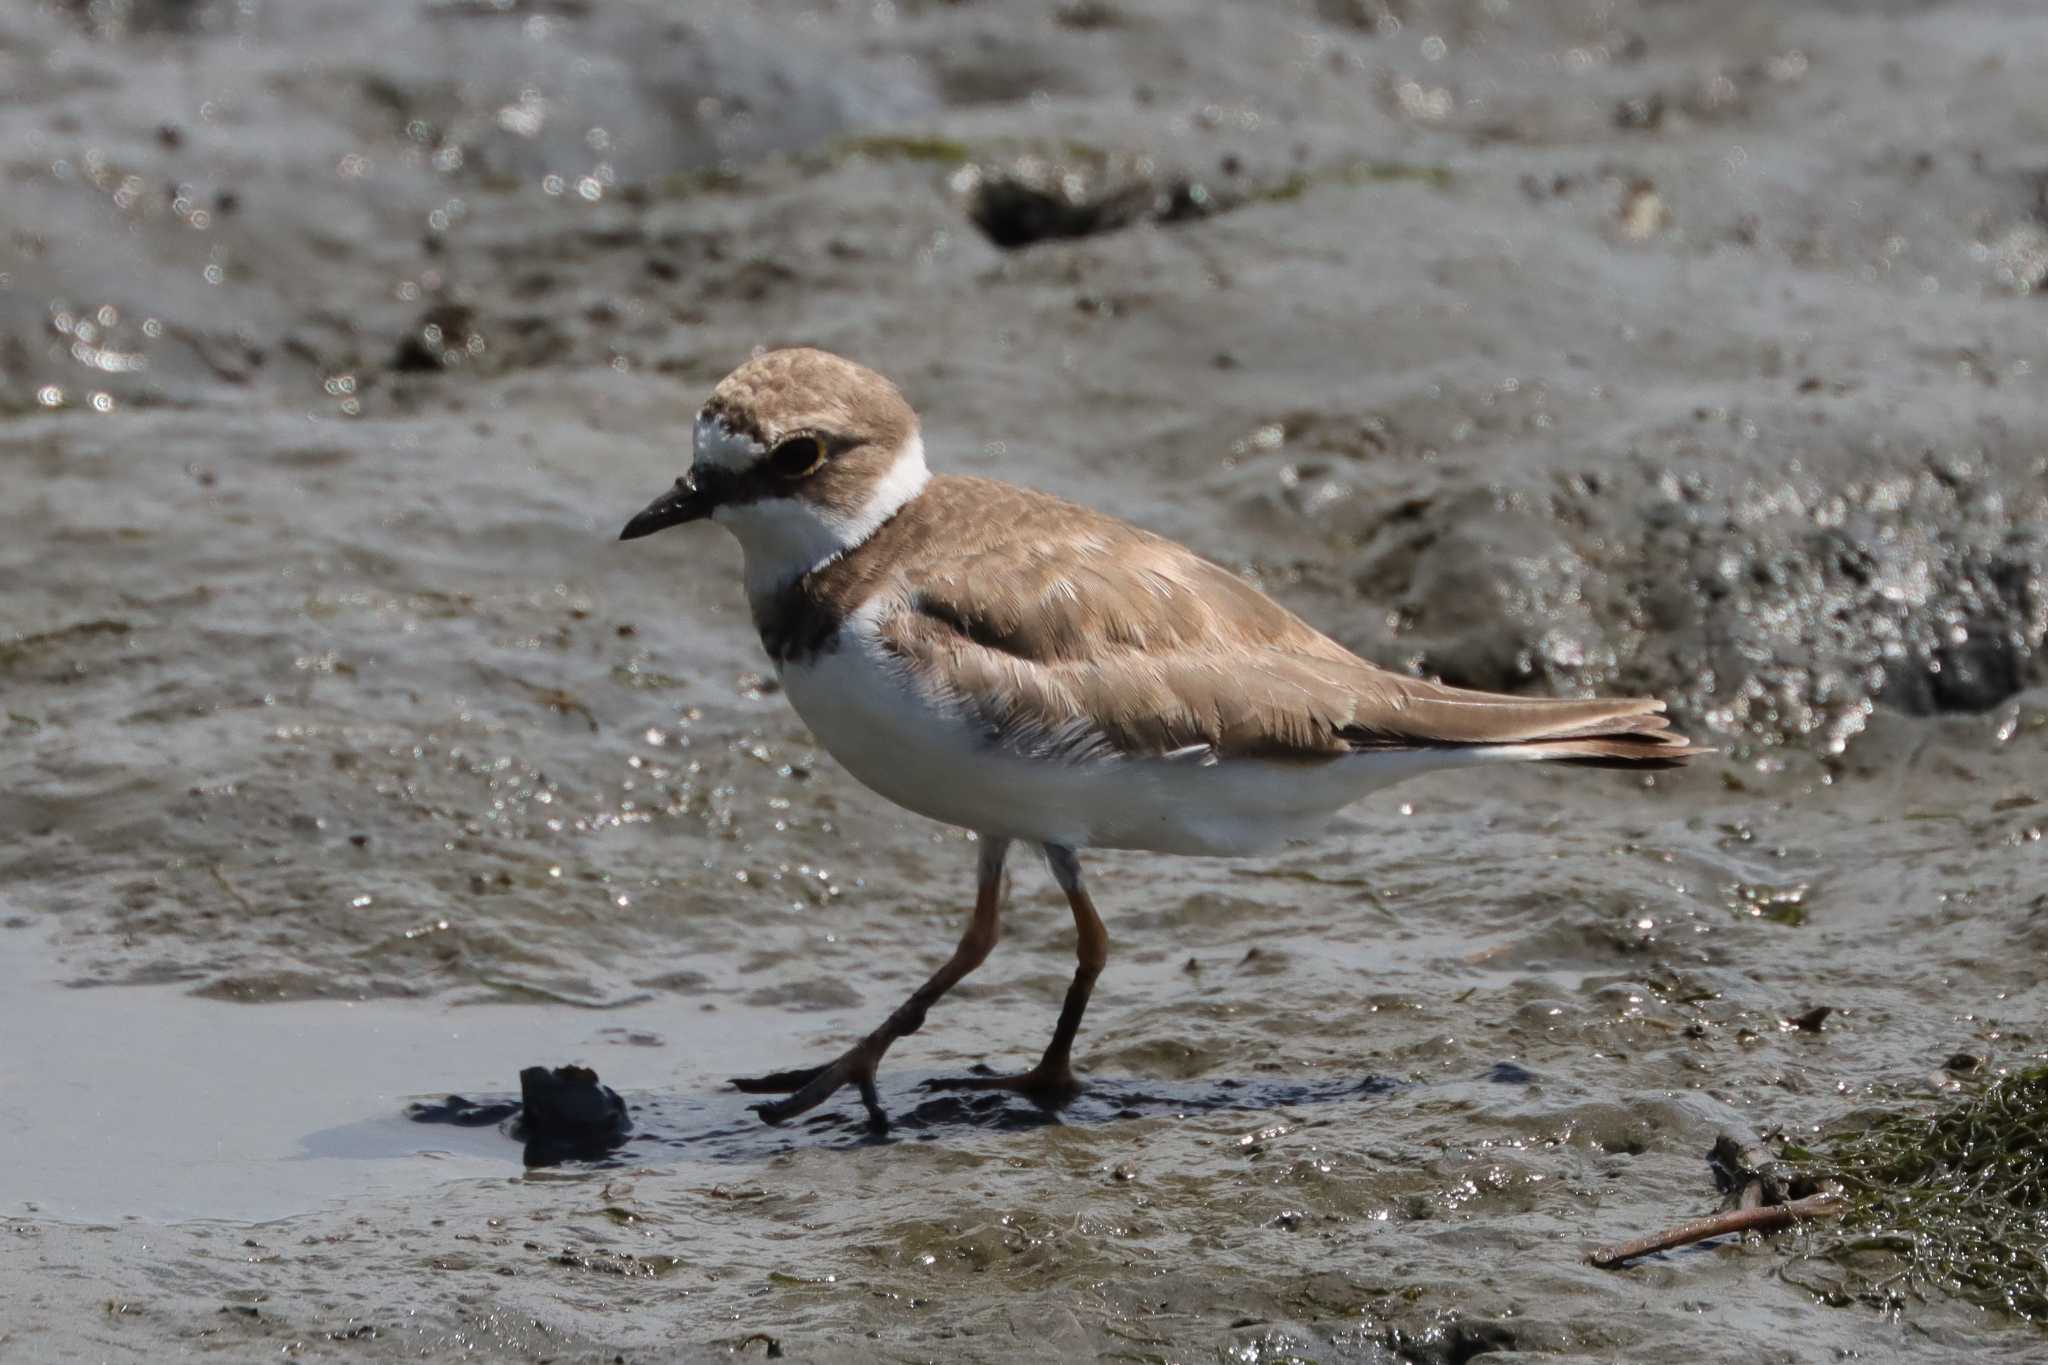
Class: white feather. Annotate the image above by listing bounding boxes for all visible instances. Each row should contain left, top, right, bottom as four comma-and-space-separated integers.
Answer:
779, 599, 1512, 856
837, 431, 931, 548
691, 412, 761, 471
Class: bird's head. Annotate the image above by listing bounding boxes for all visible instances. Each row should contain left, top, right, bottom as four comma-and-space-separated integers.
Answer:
619, 348, 928, 592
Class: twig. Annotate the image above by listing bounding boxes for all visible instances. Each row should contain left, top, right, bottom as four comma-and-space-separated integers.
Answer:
1590, 1192, 1841, 1268
208, 863, 258, 916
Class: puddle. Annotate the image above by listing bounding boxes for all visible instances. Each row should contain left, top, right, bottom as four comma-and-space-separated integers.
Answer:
0, 926, 780, 1224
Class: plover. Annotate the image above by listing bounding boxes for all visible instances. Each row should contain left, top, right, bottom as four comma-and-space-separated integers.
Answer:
621, 348, 1694, 1130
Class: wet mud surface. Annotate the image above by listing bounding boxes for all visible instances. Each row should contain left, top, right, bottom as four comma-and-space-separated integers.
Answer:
4, 0, 2048, 1360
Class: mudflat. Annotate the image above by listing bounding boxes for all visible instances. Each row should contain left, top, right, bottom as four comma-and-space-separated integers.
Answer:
3, 1, 2045, 1360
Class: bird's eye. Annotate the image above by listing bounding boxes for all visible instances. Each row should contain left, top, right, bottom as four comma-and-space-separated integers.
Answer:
768, 435, 827, 479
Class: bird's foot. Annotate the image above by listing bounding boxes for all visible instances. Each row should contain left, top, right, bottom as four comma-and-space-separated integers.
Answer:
922, 1060, 1081, 1111
730, 1046, 889, 1132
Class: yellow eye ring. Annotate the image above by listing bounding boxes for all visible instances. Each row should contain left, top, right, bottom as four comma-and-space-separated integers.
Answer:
768, 435, 827, 479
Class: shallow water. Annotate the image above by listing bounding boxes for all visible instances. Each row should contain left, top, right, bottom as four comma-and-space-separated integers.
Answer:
5, 0, 2048, 1360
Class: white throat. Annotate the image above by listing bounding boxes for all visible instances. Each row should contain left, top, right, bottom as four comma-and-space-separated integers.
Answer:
711, 431, 931, 605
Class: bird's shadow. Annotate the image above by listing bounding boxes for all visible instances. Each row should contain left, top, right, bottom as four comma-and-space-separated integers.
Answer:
383, 1071, 1405, 1170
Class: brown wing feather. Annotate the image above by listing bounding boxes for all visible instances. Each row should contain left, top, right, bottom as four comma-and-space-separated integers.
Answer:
845, 477, 1694, 766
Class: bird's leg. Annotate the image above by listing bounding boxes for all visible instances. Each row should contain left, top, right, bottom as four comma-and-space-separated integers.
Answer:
925, 843, 1107, 1109
731, 836, 1009, 1131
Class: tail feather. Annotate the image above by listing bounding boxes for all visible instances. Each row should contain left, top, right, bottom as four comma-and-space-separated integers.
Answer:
1506, 732, 1697, 770
1340, 681, 1702, 769
1342, 681, 1699, 763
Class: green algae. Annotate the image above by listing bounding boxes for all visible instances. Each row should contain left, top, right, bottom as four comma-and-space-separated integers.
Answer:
1782, 1066, 2048, 1322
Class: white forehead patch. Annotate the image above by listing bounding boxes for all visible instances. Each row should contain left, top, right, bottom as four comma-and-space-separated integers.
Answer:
692, 411, 764, 472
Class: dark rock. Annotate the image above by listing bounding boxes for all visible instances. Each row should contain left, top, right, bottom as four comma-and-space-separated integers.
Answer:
406, 1064, 631, 1167
1708, 1131, 1820, 1207
1383, 1318, 1523, 1365
1784, 1005, 1832, 1032
391, 303, 482, 373
514, 1064, 631, 1165
965, 157, 1237, 249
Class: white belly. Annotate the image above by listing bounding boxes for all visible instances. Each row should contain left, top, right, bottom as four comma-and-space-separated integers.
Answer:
777, 621, 1477, 856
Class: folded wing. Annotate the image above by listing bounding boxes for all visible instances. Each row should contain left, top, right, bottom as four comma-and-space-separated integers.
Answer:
870, 477, 1694, 769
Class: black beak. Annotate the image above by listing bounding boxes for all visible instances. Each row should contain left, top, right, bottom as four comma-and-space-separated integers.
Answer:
618, 475, 712, 541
